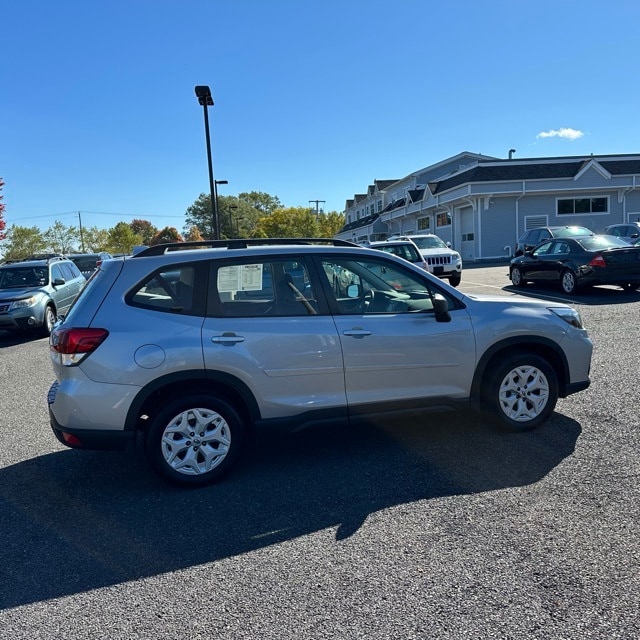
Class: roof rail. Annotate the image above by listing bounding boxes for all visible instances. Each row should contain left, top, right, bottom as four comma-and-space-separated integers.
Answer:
2, 254, 66, 264
134, 238, 359, 257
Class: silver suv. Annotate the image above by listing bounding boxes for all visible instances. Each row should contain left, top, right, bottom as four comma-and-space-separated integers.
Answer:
48, 239, 592, 487
0, 255, 85, 336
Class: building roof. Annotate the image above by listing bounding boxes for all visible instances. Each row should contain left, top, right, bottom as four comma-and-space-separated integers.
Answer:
431, 155, 640, 194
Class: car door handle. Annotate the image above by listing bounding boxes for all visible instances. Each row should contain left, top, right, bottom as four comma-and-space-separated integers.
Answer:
211, 332, 245, 345
342, 328, 372, 338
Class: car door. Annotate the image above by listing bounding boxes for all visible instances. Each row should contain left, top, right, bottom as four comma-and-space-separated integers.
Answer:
316, 254, 475, 413
50, 263, 77, 313
202, 256, 347, 421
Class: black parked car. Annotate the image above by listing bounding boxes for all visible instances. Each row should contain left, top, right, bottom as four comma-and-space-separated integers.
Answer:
509, 235, 640, 294
66, 252, 113, 279
514, 226, 593, 257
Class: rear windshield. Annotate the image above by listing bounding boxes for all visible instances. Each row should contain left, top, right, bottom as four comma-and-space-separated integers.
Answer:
577, 236, 630, 250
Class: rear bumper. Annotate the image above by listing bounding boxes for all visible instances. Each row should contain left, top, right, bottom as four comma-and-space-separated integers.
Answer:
49, 409, 134, 451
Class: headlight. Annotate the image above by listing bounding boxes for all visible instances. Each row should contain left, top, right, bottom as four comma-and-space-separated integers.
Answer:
550, 307, 584, 329
10, 296, 39, 310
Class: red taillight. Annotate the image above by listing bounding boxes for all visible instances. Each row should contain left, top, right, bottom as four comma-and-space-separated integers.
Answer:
589, 254, 607, 268
62, 432, 83, 446
50, 328, 109, 354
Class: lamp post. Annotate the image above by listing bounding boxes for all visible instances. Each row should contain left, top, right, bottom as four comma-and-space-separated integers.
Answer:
194, 85, 219, 240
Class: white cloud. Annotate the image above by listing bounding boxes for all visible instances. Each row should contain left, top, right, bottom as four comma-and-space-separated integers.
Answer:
536, 127, 585, 141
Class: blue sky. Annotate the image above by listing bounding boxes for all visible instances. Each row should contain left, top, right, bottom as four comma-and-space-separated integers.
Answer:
2, 0, 639, 234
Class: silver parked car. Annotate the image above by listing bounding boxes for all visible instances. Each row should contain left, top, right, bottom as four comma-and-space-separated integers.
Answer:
604, 222, 640, 244
48, 239, 592, 487
0, 255, 85, 336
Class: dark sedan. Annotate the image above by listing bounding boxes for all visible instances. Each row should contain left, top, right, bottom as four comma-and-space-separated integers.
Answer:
509, 235, 640, 294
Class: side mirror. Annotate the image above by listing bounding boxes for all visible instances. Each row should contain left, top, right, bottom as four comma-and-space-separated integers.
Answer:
52, 278, 66, 287
433, 293, 451, 323
446, 241, 452, 248
346, 284, 361, 298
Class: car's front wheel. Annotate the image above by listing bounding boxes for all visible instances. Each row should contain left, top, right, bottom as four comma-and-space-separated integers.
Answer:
41, 305, 57, 337
510, 266, 525, 287
145, 394, 245, 487
449, 273, 461, 287
485, 354, 558, 431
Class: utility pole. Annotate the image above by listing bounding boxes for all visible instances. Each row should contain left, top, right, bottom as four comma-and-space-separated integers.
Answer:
78, 211, 85, 251
309, 200, 325, 216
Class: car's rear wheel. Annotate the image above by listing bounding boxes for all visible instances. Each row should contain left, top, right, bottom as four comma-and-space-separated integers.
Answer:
449, 273, 461, 287
510, 266, 525, 287
485, 354, 558, 431
560, 269, 578, 295
145, 394, 245, 487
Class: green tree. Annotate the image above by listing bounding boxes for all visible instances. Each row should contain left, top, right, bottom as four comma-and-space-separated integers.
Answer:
254, 207, 319, 238
1, 225, 47, 260
218, 196, 262, 239
107, 222, 143, 255
184, 193, 216, 239
151, 227, 183, 245
237, 191, 282, 215
80, 226, 111, 252
43, 221, 80, 254
318, 211, 345, 238
130, 219, 158, 245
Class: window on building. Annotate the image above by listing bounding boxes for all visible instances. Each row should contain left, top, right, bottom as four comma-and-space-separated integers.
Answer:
417, 217, 430, 231
557, 197, 608, 215
377, 200, 382, 213
436, 212, 452, 227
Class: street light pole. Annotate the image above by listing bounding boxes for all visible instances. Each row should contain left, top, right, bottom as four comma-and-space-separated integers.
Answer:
194, 85, 219, 240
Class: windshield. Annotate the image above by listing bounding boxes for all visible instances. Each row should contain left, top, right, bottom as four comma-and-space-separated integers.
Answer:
554, 227, 592, 238
411, 236, 447, 250
0, 266, 48, 289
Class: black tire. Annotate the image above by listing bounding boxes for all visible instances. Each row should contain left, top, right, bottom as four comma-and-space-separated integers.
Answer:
560, 269, 578, 295
484, 353, 558, 431
449, 273, 461, 287
145, 394, 245, 487
40, 305, 57, 337
510, 266, 526, 288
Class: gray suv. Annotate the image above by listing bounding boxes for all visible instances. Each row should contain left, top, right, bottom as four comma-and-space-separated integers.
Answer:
48, 239, 592, 487
0, 255, 85, 336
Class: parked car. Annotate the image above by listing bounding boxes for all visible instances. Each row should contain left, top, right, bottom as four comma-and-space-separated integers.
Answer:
0, 255, 86, 336
509, 235, 640, 294
390, 234, 462, 286
514, 226, 593, 257
369, 240, 428, 270
48, 238, 592, 487
66, 252, 113, 279
604, 222, 640, 244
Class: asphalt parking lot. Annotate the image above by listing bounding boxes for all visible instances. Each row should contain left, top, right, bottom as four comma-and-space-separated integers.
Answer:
1, 265, 639, 639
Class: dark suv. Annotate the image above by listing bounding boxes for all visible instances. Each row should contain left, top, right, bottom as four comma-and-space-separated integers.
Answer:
66, 252, 113, 279
514, 226, 593, 257
0, 255, 85, 336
